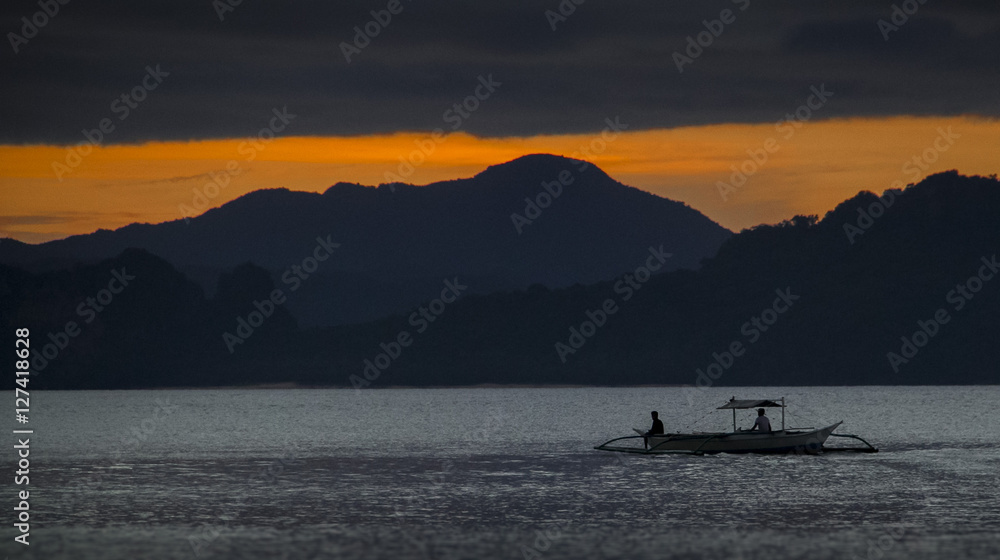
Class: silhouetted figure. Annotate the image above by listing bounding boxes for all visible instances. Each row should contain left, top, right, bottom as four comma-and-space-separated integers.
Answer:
749, 408, 772, 432
644, 411, 665, 449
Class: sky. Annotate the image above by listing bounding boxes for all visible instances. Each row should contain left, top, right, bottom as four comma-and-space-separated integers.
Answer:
2, 0, 998, 243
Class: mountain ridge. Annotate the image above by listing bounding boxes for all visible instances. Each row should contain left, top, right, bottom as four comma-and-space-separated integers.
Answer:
0, 154, 733, 326
5, 170, 999, 389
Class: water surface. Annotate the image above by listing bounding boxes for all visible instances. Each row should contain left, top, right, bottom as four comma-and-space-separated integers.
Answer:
4, 386, 999, 559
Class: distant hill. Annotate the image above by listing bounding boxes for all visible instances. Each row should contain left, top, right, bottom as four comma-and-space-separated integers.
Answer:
1, 250, 297, 389
5, 170, 999, 389
0, 154, 732, 327
315, 170, 999, 387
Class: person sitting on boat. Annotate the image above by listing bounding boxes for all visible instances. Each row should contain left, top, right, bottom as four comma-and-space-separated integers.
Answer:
748, 408, 772, 433
644, 411, 665, 449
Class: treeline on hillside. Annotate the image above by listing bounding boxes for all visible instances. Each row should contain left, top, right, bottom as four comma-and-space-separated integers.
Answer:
3, 171, 999, 388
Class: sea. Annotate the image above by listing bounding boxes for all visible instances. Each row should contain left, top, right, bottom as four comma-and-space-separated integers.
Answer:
3, 386, 999, 560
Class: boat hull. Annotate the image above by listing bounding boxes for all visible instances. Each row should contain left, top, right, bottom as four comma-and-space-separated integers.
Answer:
644, 422, 843, 454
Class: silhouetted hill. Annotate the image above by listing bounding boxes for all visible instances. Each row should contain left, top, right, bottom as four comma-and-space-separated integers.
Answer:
0, 155, 732, 327
1, 250, 297, 389
4, 170, 998, 388
293, 171, 1000, 387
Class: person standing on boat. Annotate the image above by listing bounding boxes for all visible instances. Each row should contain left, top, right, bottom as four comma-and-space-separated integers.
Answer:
644, 411, 665, 449
749, 408, 772, 432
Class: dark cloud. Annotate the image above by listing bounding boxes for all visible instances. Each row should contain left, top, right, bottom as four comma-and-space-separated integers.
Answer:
1, 0, 998, 144
781, 19, 895, 53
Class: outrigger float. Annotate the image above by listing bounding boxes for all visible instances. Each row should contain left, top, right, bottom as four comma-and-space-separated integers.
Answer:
594, 397, 878, 456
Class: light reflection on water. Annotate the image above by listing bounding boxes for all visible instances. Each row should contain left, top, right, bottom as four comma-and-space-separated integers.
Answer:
5, 386, 999, 559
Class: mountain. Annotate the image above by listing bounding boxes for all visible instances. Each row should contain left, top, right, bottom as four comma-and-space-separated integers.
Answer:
1, 250, 298, 389
323, 172, 1000, 385
5, 170, 999, 389
0, 154, 732, 327
293, 171, 1000, 388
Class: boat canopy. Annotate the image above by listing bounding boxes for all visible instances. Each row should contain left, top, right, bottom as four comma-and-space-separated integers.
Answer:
717, 399, 785, 409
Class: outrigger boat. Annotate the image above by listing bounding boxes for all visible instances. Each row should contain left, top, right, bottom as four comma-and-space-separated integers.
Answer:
594, 397, 877, 455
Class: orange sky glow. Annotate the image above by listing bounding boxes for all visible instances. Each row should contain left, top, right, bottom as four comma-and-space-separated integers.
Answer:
1, 116, 997, 244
